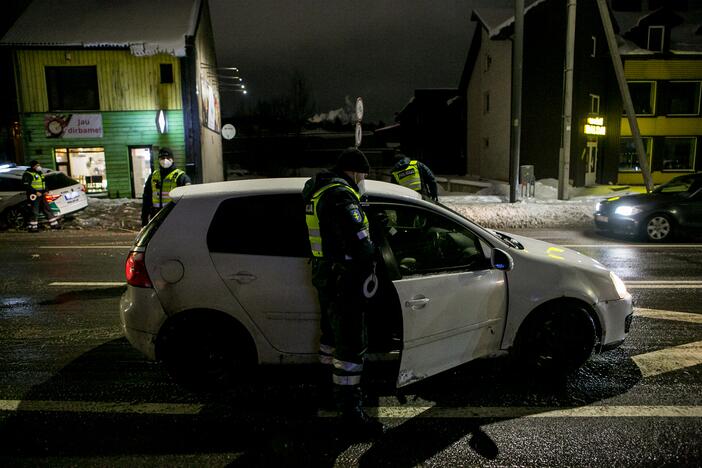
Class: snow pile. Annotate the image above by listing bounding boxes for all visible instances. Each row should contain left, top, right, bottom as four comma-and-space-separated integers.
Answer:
57, 179, 623, 232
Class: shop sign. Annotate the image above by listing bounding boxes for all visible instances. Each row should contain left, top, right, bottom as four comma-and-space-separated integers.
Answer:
584, 116, 606, 136
45, 114, 103, 139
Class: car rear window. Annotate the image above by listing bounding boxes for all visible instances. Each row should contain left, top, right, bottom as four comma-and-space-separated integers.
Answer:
135, 202, 176, 248
207, 194, 310, 257
44, 172, 80, 190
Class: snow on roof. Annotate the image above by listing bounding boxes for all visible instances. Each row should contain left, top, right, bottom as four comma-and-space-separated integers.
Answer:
0, 0, 201, 57
472, 0, 548, 39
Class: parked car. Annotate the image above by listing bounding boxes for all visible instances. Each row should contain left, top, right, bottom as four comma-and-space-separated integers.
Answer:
0, 165, 88, 229
120, 178, 633, 389
594, 172, 702, 242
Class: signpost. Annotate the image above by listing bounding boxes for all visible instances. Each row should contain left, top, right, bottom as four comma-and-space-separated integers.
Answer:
354, 97, 364, 147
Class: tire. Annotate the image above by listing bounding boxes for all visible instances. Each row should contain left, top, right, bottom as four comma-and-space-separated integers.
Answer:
157, 312, 257, 391
642, 214, 673, 242
513, 303, 596, 376
3, 205, 27, 230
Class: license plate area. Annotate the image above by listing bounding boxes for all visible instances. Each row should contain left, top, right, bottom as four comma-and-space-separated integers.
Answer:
595, 214, 608, 223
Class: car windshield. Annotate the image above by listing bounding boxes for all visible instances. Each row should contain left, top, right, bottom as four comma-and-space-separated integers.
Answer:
652, 175, 699, 194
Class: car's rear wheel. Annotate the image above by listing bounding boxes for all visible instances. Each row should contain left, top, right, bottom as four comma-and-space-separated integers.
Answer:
3, 205, 27, 230
156, 311, 257, 391
513, 302, 596, 376
642, 214, 673, 242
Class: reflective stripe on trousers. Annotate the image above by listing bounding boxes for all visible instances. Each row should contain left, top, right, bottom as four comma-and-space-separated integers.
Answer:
332, 357, 363, 386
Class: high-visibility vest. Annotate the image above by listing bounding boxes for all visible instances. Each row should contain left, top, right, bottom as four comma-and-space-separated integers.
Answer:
305, 182, 368, 258
28, 172, 45, 191
392, 160, 422, 192
151, 169, 185, 207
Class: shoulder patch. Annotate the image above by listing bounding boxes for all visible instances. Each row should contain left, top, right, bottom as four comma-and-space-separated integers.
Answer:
348, 207, 363, 223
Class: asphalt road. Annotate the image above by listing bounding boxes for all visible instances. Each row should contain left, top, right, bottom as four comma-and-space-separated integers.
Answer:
0, 228, 700, 467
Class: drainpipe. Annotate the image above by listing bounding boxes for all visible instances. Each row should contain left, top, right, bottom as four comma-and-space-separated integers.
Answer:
596, 0, 654, 192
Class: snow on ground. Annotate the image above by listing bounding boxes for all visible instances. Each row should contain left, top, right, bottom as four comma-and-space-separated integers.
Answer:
60, 178, 633, 232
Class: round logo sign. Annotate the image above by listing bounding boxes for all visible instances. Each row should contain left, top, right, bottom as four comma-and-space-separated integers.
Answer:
221, 123, 236, 140
355, 97, 364, 122
355, 122, 363, 147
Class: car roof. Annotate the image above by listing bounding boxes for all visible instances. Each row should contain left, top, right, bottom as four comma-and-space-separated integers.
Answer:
170, 177, 423, 202
0, 166, 61, 179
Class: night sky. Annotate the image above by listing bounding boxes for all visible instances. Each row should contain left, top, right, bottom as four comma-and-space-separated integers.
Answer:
210, 0, 514, 123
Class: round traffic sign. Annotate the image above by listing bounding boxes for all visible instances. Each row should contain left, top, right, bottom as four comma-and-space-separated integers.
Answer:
221, 123, 236, 140
355, 122, 362, 147
355, 97, 364, 122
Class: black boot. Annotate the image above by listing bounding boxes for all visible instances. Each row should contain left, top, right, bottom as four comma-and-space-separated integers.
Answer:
334, 385, 386, 439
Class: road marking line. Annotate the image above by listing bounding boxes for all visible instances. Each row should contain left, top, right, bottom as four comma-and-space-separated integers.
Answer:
635, 308, 702, 324
39, 245, 132, 249
628, 281, 702, 284
561, 244, 702, 248
0, 400, 203, 415
627, 285, 702, 289
2, 400, 699, 418
632, 341, 702, 378
49, 282, 125, 287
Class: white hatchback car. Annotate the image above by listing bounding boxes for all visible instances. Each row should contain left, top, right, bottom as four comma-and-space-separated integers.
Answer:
0, 165, 88, 229
120, 178, 633, 389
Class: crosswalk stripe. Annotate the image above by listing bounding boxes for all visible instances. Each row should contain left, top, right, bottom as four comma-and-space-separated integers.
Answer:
49, 282, 125, 287
635, 309, 702, 324
632, 341, 702, 378
0, 400, 203, 415
39, 246, 132, 249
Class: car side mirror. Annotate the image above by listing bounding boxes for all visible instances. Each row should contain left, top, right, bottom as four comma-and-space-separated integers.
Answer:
491, 248, 513, 271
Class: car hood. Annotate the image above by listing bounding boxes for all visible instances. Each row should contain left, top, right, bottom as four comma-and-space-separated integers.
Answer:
490, 230, 610, 273
603, 192, 671, 207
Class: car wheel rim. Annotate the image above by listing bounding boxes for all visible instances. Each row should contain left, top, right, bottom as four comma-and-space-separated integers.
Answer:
647, 217, 670, 240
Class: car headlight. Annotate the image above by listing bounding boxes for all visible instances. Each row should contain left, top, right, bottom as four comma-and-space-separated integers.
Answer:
614, 205, 641, 216
595, 201, 602, 212
610, 272, 629, 299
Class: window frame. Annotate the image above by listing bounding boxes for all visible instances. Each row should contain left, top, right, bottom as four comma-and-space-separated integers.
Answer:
660, 137, 697, 173
626, 80, 656, 116
45, 66, 100, 111
666, 81, 701, 116
618, 136, 653, 172
647, 25, 665, 52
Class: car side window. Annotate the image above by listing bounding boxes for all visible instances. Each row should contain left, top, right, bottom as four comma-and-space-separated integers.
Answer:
370, 203, 488, 276
0, 177, 25, 191
207, 194, 310, 257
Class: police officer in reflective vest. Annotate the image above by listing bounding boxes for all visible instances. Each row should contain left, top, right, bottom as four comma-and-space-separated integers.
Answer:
141, 148, 191, 226
22, 160, 60, 232
390, 153, 438, 201
302, 147, 385, 438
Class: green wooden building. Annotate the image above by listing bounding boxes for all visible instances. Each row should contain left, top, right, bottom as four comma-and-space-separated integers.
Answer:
0, 0, 223, 198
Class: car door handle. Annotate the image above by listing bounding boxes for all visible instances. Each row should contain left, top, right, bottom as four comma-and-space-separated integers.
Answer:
405, 296, 430, 309
229, 272, 257, 284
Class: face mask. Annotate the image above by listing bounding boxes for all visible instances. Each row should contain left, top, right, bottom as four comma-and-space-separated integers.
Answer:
159, 159, 173, 169
34, 166, 42, 171
357, 177, 367, 197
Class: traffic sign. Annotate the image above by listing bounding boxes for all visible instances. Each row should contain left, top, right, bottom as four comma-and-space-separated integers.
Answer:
221, 124, 236, 140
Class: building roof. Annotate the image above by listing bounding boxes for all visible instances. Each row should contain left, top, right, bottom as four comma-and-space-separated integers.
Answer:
614, 6, 702, 55
0, 0, 202, 57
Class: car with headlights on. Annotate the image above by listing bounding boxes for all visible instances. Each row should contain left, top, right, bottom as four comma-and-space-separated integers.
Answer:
594, 172, 702, 242
121, 178, 633, 389
0, 165, 88, 229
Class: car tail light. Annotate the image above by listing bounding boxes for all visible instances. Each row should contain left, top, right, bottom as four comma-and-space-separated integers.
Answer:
81, 184, 86, 192
125, 251, 152, 288
44, 193, 61, 202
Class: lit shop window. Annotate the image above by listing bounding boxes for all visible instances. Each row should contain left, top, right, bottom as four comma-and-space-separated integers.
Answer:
619, 137, 651, 172
54, 147, 107, 193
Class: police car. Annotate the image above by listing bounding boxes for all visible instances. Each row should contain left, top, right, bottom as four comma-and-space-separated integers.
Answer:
0, 165, 88, 229
120, 178, 632, 389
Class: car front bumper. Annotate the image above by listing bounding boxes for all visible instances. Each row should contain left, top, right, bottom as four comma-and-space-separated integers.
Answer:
595, 294, 633, 349
594, 212, 642, 236
119, 285, 167, 360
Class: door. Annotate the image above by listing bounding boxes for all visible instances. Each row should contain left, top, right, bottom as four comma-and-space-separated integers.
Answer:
130, 147, 153, 199
369, 203, 508, 387
585, 140, 598, 186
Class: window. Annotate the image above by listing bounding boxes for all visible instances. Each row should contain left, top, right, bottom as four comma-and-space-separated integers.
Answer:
54, 147, 107, 193
653, 174, 700, 194
590, 94, 601, 114
667, 81, 701, 115
45, 66, 99, 111
591, 36, 597, 57
483, 53, 492, 73
0, 175, 25, 191
660, 137, 696, 171
627, 81, 655, 115
208, 194, 310, 257
647, 25, 664, 52
369, 204, 487, 276
160, 64, 174, 84
483, 91, 490, 114
619, 137, 652, 171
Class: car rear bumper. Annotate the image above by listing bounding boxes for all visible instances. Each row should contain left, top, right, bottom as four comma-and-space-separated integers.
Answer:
119, 285, 167, 360
595, 294, 633, 349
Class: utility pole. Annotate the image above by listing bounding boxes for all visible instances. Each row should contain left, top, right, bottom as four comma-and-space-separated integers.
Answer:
558, 0, 577, 200
596, 0, 654, 192
509, 0, 524, 203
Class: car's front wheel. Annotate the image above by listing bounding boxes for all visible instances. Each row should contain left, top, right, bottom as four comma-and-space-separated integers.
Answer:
642, 214, 673, 242
2, 205, 27, 230
513, 302, 597, 376
156, 311, 257, 391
